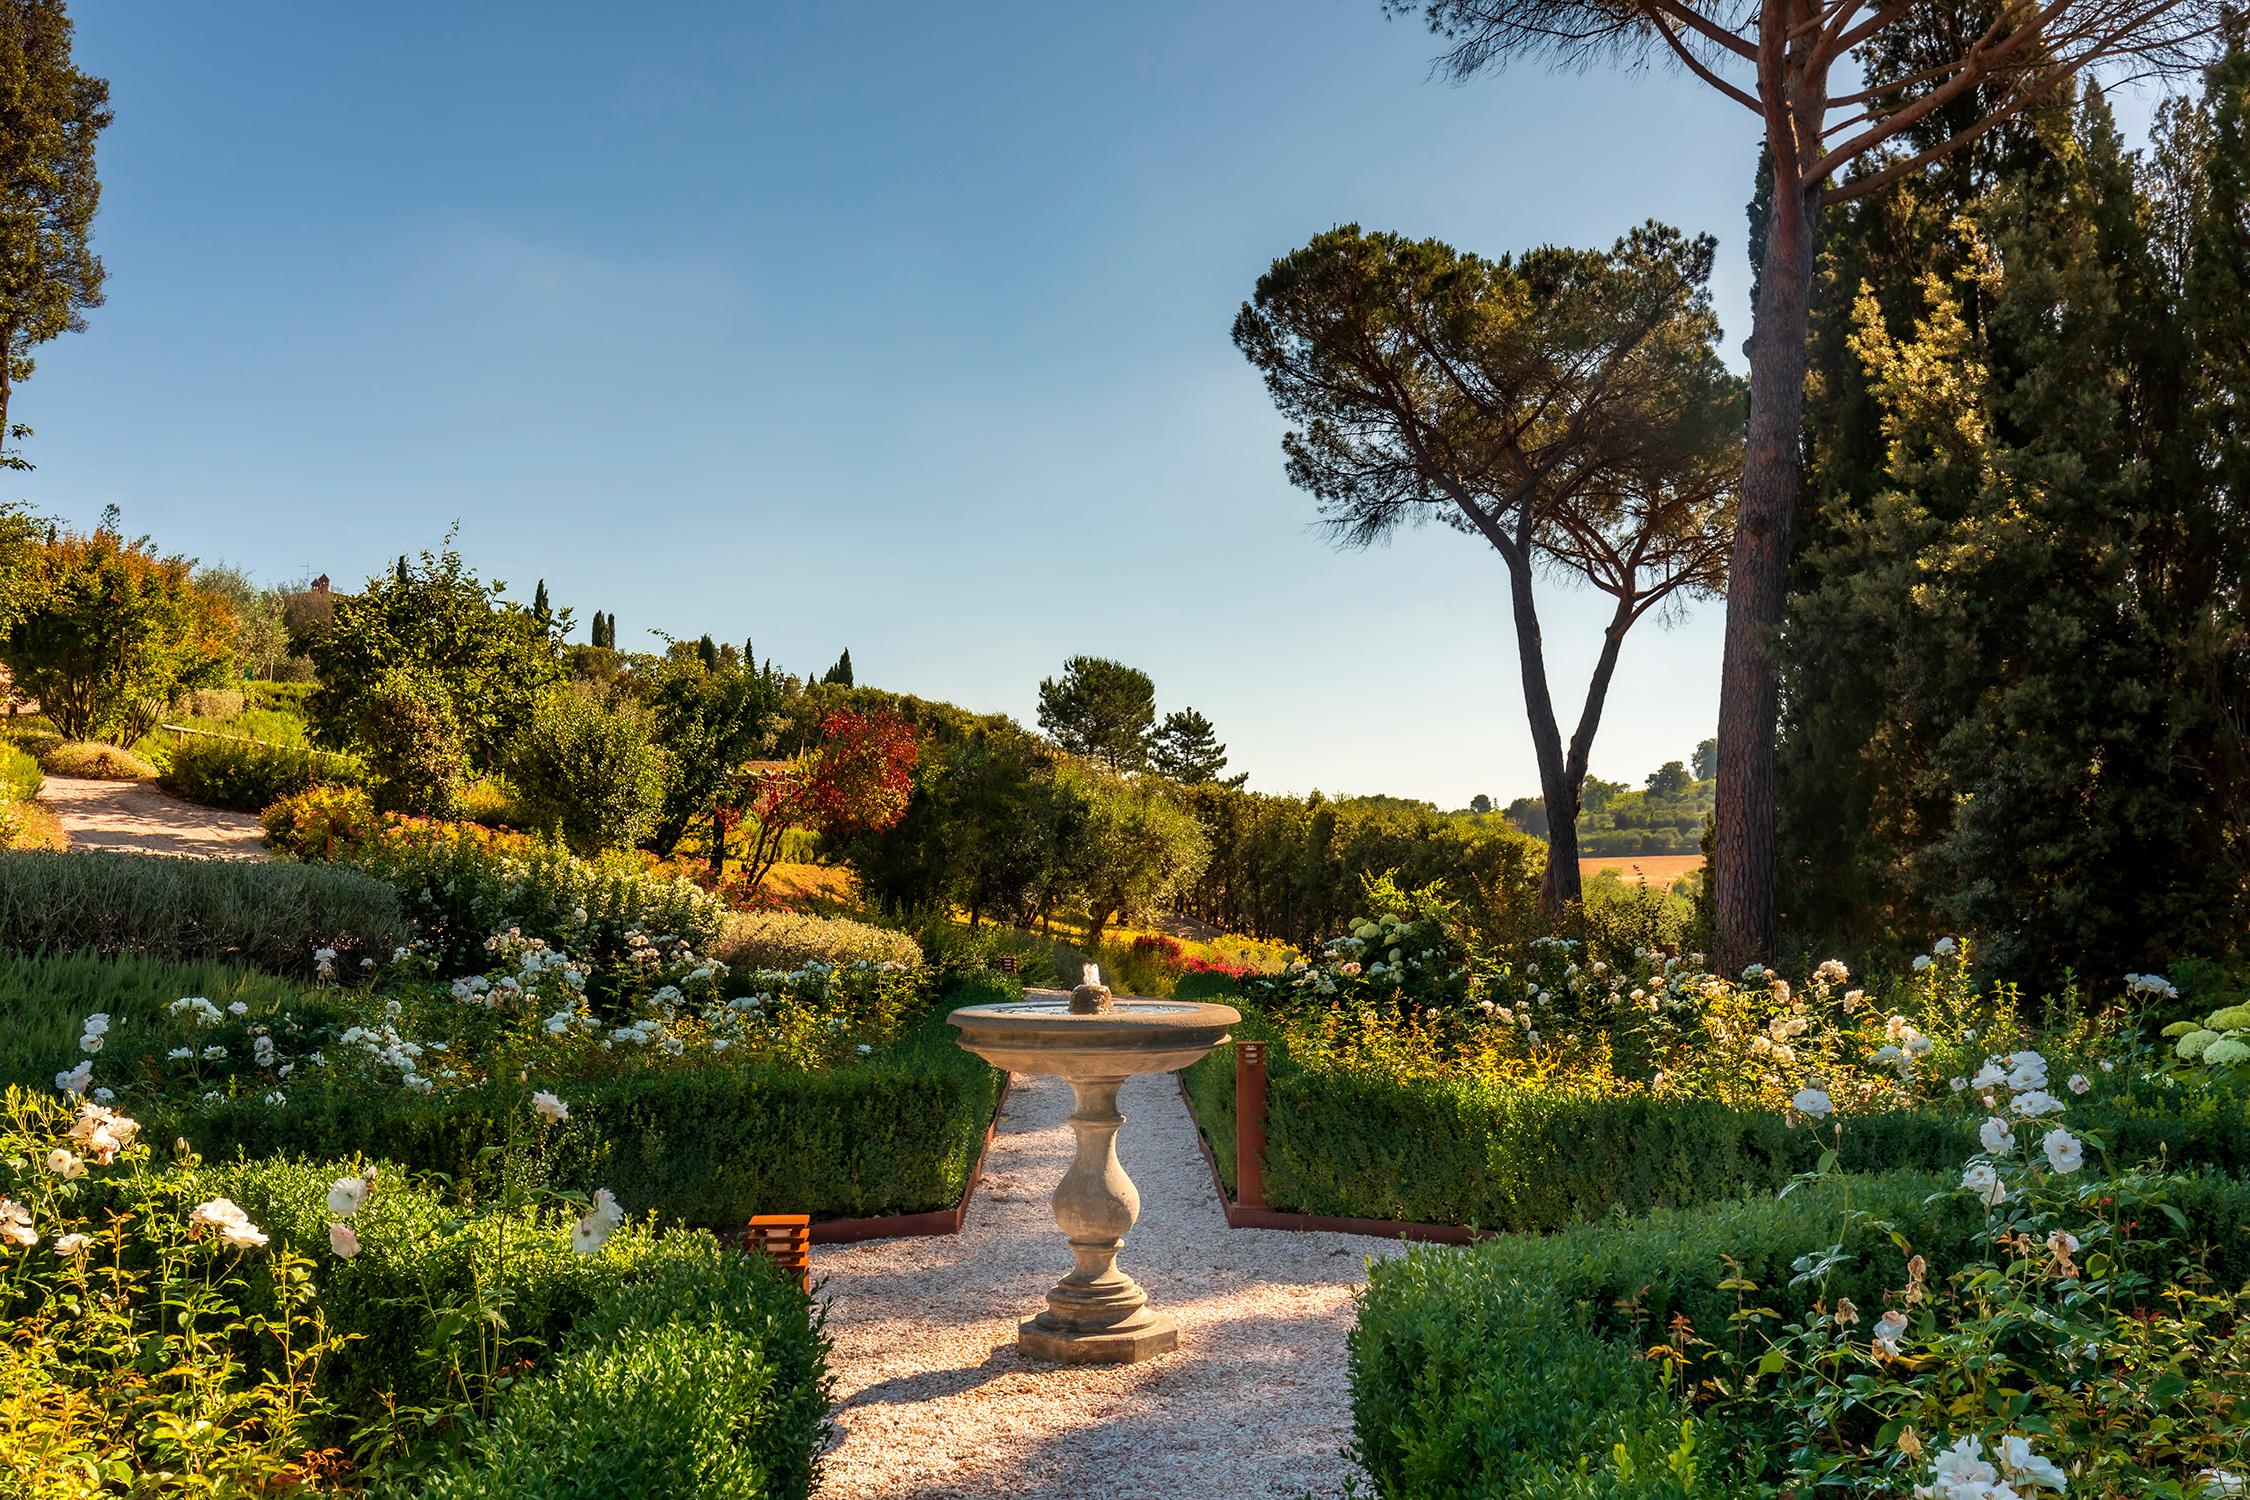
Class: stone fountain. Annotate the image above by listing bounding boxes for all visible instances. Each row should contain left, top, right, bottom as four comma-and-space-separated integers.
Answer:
949, 965, 1238, 1364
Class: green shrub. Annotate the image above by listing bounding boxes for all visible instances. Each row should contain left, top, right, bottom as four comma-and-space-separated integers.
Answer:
261, 783, 383, 858
1349, 1168, 2250, 1497
505, 685, 664, 855
717, 909, 924, 972
0, 1094, 829, 1491
415, 1237, 831, 1500
181, 1005, 1004, 1226
175, 686, 246, 719
1184, 1038, 2250, 1229
156, 733, 363, 812
0, 742, 42, 802
340, 823, 726, 985
244, 679, 318, 712
1350, 1274, 1747, 1499
353, 666, 470, 815
0, 850, 405, 973
39, 740, 156, 779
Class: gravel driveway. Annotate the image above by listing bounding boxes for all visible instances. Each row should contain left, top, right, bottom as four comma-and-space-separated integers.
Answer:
811, 1070, 1404, 1500
38, 775, 268, 860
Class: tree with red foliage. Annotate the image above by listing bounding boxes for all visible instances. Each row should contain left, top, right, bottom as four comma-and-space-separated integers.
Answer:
724, 708, 920, 893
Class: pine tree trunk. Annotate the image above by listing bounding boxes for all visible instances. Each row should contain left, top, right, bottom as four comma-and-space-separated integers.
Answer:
1715, 180, 1820, 971
1507, 556, 1582, 915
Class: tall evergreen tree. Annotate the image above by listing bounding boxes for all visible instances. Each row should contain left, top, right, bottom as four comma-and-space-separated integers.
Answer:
1036, 656, 1156, 772
0, 0, 108, 471
1777, 63, 2250, 974
696, 633, 718, 671
1147, 707, 1232, 784
822, 648, 854, 686
531, 578, 551, 627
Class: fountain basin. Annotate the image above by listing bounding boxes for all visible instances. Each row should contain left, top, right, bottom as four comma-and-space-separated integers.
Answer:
949, 988, 1240, 1364
948, 991, 1239, 1077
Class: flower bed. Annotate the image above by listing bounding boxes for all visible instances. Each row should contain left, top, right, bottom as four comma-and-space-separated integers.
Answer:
1349, 1050, 2250, 1495
1181, 901, 2247, 1230
0, 1088, 832, 1495
22, 927, 1004, 1227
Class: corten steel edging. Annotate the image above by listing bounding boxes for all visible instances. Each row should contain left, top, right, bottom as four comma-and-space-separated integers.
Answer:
745, 1077, 1009, 1247
1176, 1072, 1481, 1246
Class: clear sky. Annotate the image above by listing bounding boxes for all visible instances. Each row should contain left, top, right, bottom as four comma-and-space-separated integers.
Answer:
23, 1, 1781, 807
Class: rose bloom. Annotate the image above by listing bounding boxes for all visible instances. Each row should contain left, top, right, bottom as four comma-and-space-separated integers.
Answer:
45, 1149, 85, 1180
328, 1222, 361, 1259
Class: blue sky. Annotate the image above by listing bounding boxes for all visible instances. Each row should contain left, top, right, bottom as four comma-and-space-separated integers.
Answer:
23, 1, 1781, 806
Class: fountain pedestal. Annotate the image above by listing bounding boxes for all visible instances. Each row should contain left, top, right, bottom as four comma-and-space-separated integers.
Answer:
1021, 1075, 1175, 1363
949, 988, 1239, 1366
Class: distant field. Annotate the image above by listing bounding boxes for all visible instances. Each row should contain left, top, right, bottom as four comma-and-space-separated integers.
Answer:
1580, 853, 1704, 887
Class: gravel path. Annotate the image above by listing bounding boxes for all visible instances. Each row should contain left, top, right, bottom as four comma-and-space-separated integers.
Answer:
812, 1070, 1403, 1500
38, 775, 267, 860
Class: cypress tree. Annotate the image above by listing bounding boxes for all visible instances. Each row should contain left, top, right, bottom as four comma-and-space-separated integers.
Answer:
821, 648, 854, 686
531, 578, 550, 626
697, 633, 718, 670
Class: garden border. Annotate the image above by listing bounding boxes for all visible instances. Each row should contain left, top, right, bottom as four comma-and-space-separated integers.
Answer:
1175, 1074, 1479, 1245
804, 1077, 1010, 1244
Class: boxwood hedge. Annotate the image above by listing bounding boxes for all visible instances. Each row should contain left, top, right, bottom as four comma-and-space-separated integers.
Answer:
1184, 1033, 2250, 1230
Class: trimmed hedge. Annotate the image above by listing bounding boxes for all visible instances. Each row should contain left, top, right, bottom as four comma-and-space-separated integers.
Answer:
0, 850, 406, 973
1184, 1035, 2250, 1230
413, 1238, 832, 1499
1350, 1169, 2250, 1498
717, 909, 924, 972
156, 733, 362, 812
178, 1000, 1006, 1227
102, 1155, 831, 1495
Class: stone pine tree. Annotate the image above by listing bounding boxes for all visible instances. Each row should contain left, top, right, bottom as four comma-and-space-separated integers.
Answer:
1036, 656, 1157, 771
1392, 0, 2220, 965
1235, 222, 1740, 914
0, 0, 108, 471
1147, 708, 1233, 784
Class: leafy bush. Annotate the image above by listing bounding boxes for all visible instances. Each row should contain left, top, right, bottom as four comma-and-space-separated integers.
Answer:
0, 850, 405, 973
342, 819, 726, 984
0, 742, 42, 802
1351, 1167, 2250, 1497
156, 733, 363, 812
0, 1089, 831, 1493
505, 685, 664, 855
38, 740, 156, 779
350, 666, 471, 815
716, 909, 923, 972
244, 678, 318, 712
261, 783, 383, 858
175, 686, 246, 719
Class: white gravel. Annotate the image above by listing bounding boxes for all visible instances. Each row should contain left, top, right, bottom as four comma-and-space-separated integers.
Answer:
811, 1070, 1406, 1500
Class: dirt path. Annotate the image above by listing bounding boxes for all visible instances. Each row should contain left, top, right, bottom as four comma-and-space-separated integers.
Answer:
38, 775, 268, 861
811, 1071, 1403, 1500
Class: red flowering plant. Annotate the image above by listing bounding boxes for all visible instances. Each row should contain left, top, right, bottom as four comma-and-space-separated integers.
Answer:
721, 708, 919, 892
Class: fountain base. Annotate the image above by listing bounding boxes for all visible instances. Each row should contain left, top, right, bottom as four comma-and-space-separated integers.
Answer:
1018, 1307, 1177, 1365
